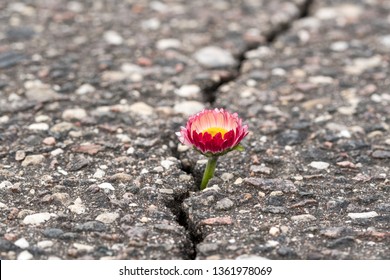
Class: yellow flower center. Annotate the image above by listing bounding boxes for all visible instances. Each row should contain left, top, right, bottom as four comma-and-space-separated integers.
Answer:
202, 127, 228, 137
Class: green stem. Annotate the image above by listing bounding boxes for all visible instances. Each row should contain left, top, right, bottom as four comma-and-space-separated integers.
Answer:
200, 156, 219, 191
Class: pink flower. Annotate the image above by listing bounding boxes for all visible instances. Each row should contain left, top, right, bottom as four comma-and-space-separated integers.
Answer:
176, 108, 249, 156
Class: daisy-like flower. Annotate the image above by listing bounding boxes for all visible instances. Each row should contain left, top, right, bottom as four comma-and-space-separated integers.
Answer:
176, 108, 248, 190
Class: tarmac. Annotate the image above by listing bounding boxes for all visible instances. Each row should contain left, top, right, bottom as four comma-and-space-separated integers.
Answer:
0, 0, 389, 259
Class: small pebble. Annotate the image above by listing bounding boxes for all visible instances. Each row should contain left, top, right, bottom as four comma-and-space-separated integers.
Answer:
103, 30, 123, 45
21, 155, 45, 166
291, 214, 316, 222
14, 238, 29, 249
95, 212, 119, 224
309, 161, 330, 170
348, 212, 378, 219
28, 122, 49, 131
194, 46, 237, 68
17, 250, 33, 260
43, 137, 56, 146
215, 198, 234, 210
23, 212, 54, 225
62, 108, 87, 121
98, 182, 115, 191
15, 150, 26, 161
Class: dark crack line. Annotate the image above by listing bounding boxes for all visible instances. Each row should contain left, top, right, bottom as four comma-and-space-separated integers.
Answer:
202, 0, 313, 105
169, 0, 313, 260
164, 194, 202, 260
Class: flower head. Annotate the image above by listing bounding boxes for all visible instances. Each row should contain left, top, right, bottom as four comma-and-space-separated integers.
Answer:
176, 108, 248, 156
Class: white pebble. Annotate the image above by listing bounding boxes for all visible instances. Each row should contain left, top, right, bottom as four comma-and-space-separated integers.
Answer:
17, 250, 34, 260
14, 238, 29, 249
23, 212, 55, 225
161, 160, 175, 169
309, 161, 330, 170
98, 182, 115, 191
95, 212, 119, 224
103, 30, 123, 45
348, 211, 378, 219
28, 123, 49, 131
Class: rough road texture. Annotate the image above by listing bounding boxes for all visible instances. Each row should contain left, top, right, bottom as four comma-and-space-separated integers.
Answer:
0, 0, 389, 260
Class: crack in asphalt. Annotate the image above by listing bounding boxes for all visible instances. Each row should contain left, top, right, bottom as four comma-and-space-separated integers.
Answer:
169, 0, 313, 260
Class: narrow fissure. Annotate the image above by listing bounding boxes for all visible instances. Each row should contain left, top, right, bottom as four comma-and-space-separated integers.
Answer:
202, 0, 313, 105
164, 193, 203, 260
170, 0, 313, 260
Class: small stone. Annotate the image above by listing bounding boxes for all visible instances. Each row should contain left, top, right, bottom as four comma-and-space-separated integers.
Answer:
215, 198, 234, 210
37, 240, 54, 249
116, 134, 131, 143
177, 144, 190, 152
50, 122, 74, 133
101, 71, 127, 82
159, 188, 174, 194
21, 155, 45, 166
336, 161, 356, 168
24, 81, 60, 102
62, 108, 87, 121
103, 30, 123, 45
76, 84, 95, 95
330, 41, 348, 52
42, 228, 64, 238
23, 212, 54, 225
245, 178, 297, 193
320, 227, 351, 238
269, 227, 280, 236
199, 216, 233, 226
28, 122, 49, 131
291, 214, 316, 222
95, 212, 119, 224
51, 193, 70, 205
109, 173, 132, 182
14, 238, 29, 249
142, 18, 160, 30
125, 226, 148, 240
309, 161, 330, 170
236, 254, 268, 260
161, 159, 175, 169
344, 56, 382, 75
250, 165, 273, 174
43, 137, 56, 146
15, 150, 26, 161
174, 101, 205, 116
17, 250, 33, 260
0, 115, 9, 123
98, 182, 115, 191
93, 169, 105, 179
68, 198, 86, 214
221, 173, 234, 182
72, 144, 103, 155
348, 211, 378, 219
308, 76, 334, 84
197, 243, 219, 254
129, 102, 154, 116
203, 185, 221, 192
67, 155, 89, 171
156, 38, 181, 50
234, 178, 243, 185
175, 85, 201, 98
75, 221, 106, 232
372, 150, 390, 159
72, 243, 94, 253
51, 148, 64, 157
179, 174, 192, 182
0, 181, 12, 189
194, 46, 237, 68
